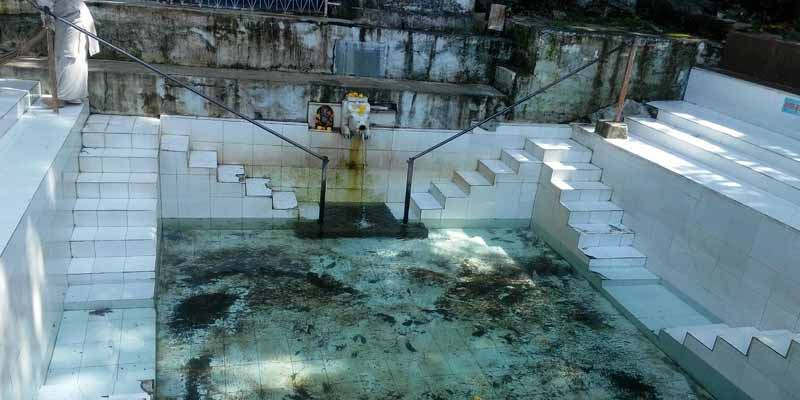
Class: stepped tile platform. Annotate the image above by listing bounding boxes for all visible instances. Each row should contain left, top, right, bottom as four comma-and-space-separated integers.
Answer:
0, 99, 85, 250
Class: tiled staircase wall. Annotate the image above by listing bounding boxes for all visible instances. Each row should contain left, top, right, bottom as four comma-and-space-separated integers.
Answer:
38, 115, 160, 400
0, 97, 87, 399
157, 115, 573, 220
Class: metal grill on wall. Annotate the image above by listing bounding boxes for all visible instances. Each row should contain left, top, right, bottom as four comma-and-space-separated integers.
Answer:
148, 0, 328, 14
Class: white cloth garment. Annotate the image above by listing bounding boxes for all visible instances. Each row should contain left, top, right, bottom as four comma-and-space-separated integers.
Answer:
40, 0, 100, 102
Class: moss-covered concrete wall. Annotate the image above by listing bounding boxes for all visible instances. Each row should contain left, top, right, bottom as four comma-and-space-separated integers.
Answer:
0, 58, 504, 129
0, 1, 720, 126
504, 20, 717, 123
7, 1, 506, 84
0, 0, 34, 14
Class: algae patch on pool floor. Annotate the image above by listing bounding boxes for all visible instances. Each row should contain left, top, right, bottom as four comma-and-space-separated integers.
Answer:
156, 226, 711, 399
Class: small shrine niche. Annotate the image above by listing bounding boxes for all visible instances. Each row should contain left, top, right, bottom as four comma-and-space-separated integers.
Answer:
307, 102, 342, 132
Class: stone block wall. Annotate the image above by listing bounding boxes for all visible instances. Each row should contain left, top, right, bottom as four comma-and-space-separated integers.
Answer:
502, 19, 719, 123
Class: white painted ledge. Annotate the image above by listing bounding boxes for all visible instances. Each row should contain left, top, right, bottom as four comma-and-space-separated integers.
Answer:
0, 100, 86, 255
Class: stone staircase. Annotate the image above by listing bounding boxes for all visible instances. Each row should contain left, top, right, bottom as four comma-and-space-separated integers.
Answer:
609, 68, 800, 400
533, 141, 660, 284
158, 115, 298, 219
660, 325, 800, 399
408, 137, 563, 222
40, 115, 159, 400
0, 79, 39, 141
65, 115, 160, 310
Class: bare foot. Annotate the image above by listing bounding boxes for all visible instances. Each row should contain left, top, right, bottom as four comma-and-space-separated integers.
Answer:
43, 98, 64, 109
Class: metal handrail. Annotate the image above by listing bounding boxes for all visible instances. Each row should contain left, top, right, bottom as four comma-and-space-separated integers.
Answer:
402, 43, 628, 223
31, 2, 330, 224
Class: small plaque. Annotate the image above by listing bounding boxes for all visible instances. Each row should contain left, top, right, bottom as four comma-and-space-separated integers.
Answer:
783, 97, 800, 116
488, 4, 507, 31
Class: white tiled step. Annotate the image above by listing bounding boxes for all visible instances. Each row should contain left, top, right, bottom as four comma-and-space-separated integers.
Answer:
546, 162, 602, 182
629, 117, 800, 205
500, 148, 543, 181
82, 114, 160, 134
663, 324, 731, 344
748, 331, 796, 380
753, 330, 796, 358
70, 227, 157, 258
82, 132, 159, 150
273, 191, 298, 210
0, 79, 38, 141
430, 182, 466, 208
716, 327, 761, 353
477, 159, 517, 184
160, 134, 190, 152
525, 138, 592, 162
563, 201, 623, 224
218, 164, 245, 183
76, 173, 158, 199
570, 223, 634, 248
189, 150, 218, 169
74, 199, 158, 227
410, 192, 443, 220
68, 256, 156, 285
79, 148, 158, 173
64, 281, 155, 310
608, 284, 713, 333
581, 246, 646, 268
552, 180, 613, 201
662, 323, 800, 399
245, 178, 272, 197
596, 125, 800, 232
453, 170, 492, 194
652, 100, 800, 173
589, 266, 659, 284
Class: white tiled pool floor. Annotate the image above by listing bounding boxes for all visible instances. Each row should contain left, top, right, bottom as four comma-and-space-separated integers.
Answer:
155, 224, 712, 399
38, 308, 155, 399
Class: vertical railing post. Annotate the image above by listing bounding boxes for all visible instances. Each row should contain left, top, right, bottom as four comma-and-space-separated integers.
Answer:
46, 22, 58, 113
402, 158, 415, 224
615, 40, 638, 123
318, 156, 329, 225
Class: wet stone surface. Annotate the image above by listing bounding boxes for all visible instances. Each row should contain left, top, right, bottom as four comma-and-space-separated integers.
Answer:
156, 224, 712, 400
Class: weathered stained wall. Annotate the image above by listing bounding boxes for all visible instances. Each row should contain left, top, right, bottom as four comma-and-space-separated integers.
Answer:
0, 58, 505, 130
503, 19, 718, 123
0, 0, 35, 14
84, 2, 508, 84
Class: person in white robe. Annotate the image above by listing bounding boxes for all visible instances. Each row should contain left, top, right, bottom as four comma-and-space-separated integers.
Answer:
39, 0, 100, 105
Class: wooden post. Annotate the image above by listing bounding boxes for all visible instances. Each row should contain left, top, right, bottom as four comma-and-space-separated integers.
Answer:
614, 41, 638, 122
46, 22, 58, 113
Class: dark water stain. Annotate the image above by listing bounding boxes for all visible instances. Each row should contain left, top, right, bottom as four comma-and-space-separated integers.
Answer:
183, 354, 213, 400
437, 263, 535, 319
89, 308, 113, 316
406, 268, 450, 285
523, 255, 574, 278
169, 292, 237, 335
569, 301, 610, 330
609, 371, 659, 400
293, 203, 428, 239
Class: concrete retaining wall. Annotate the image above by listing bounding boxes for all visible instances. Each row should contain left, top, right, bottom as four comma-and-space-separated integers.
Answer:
0, 58, 505, 130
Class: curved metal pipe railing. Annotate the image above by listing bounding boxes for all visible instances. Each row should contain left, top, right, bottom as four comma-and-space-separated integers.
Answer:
30, 1, 330, 224
402, 42, 628, 224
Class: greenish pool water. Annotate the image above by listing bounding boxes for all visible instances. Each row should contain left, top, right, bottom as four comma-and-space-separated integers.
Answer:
155, 220, 710, 400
